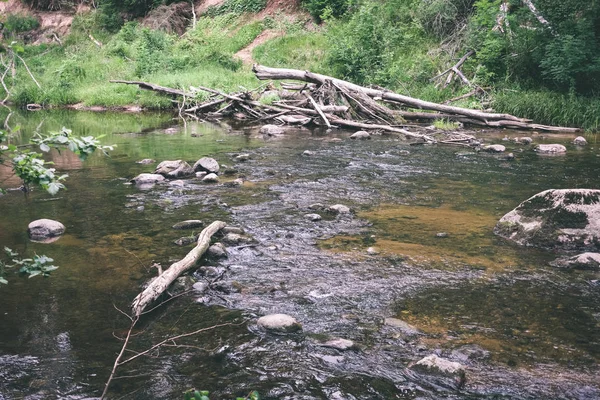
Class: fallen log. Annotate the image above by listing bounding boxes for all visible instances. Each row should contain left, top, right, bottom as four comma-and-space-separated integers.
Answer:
131, 220, 226, 317
329, 116, 436, 142
110, 79, 193, 98
252, 64, 527, 123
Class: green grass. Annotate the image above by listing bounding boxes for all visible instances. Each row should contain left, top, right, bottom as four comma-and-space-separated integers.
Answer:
493, 89, 600, 132
253, 31, 331, 73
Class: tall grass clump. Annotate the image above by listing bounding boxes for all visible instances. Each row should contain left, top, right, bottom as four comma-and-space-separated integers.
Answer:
493, 90, 600, 132
205, 0, 267, 16
253, 31, 331, 73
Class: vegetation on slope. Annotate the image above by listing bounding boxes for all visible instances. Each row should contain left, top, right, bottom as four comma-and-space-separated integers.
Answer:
1, 0, 599, 131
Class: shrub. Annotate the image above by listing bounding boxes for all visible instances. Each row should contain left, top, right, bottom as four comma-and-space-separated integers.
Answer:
205, 0, 267, 17
2, 14, 40, 35
302, 0, 352, 22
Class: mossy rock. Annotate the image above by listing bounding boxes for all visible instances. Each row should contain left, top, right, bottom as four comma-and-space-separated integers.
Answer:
494, 189, 600, 251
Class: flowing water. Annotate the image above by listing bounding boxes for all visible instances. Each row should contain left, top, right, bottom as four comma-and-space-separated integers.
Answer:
0, 110, 599, 400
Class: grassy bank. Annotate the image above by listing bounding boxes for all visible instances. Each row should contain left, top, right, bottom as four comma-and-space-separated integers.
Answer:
3, 2, 600, 132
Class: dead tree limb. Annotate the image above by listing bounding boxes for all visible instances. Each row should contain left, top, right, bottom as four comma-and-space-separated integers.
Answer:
110, 79, 194, 98
252, 64, 528, 123
306, 93, 331, 128
131, 220, 226, 317
329, 117, 436, 142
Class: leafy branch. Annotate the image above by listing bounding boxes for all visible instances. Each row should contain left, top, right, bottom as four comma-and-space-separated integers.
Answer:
0, 246, 59, 285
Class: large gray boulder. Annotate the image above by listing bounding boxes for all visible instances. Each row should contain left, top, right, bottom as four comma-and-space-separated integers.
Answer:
411, 354, 466, 390
154, 160, 194, 178
550, 252, 600, 270
535, 144, 567, 154
193, 157, 219, 174
28, 219, 65, 241
260, 124, 285, 136
494, 189, 600, 251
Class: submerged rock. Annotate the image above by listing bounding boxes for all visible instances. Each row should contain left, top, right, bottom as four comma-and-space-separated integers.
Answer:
172, 220, 203, 230
136, 158, 155, 164
193, 157, 219, 174
350, 131, 371, 140
494, 189, 600, 250
483, 144, 506, 153
411, 354, 466, 389
260, 124, 285, 136
235, 153, 250, 162
518, 137, 533, 145
221, 232, 254, 245
174, 235, 198, 246
257, 314, 302, 333
131, 173, 165, 185
155, 160, 194, 178
321, 338, 357, 351
384, 317, 420, 337
574, 136, 588, 146
550, 252, 600, 270
28, 219, 65, 241
305, 213, 322, 222
222, 226, 245, 235
328, 204, 351, 214
535, 144, 567, 154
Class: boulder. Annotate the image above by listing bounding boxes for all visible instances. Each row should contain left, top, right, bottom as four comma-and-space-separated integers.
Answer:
483, 144, 506, 153
174, 235, 198, 246
550, 252, 600, 270
28, 219, 65, 241
411, 354, 466, 389
494, 189, 600, 250
221, 233, 253, 245
202, 173, 219, 183
366, 247, 379, 255
195, 171, 208, 179
535, 144, 567, 154
235, 154, 250, 162
257, 314, 302, 333
131, 173, 165, 185
193, 157, 219, 174
350, 131, 370, 140
384, 317, 420, 337
155, 160, 194, 178
222, 226, 245, 235
260, 124, 285, 136
172, 220, 203, 230
574, 136, 588, 146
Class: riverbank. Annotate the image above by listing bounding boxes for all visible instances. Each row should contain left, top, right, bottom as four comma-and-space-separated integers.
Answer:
2, 1, 600, 131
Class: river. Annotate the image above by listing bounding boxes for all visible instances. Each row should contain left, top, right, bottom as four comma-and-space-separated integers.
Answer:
0, 110, 599, 399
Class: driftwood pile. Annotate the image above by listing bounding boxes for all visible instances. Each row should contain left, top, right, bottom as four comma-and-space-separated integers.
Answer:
111, 64, 580, 144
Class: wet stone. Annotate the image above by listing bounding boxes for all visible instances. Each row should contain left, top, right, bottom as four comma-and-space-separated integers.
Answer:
195, 171, 208, 179
192, 281, 209, 293
350, 131, 371, 140
321, 338, 356, 351
384, 318, 420, 336
436, 232, 448, 238
28, 219, 65, 241
257, 314, 302, 333
173, 235, 198, 246
483, 144, 506, 153
450, 344, 491, 363
193, 157, 220, 173
222, 226, 245, 235
207, 243, 228, 258
131, 173, 165, 185
260, 124, 285, 136
550, 252, 600, 270
172, 220, 203, 230
222, 233, 253, 245
328, 204, 351, 214
305, 213, 322, 222
303, 150, 315, 156
574, 136, 588, 146
366, 247, 379, 255
536, 144, 567, 154
202, 173, 219, 183
168, 180, 185, 187
411, 354, 466, 389
136, 158, 155, 164
518, 137, 533, 145
155, 160, 194, 178
235, 153, 250, 162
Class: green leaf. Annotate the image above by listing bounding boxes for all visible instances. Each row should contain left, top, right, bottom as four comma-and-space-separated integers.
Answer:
40, 143, 50, 152
28, 271, 41, 278
0, 277, 8, 285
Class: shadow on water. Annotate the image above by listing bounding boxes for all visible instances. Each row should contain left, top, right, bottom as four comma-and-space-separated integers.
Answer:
1, 110, 599, 399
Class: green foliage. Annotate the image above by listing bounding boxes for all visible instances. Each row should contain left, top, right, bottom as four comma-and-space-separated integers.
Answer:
0, 247, 59, 285
415, 0, 475, 38
205, 0, 267, 17
183, 389, 259, 400
434, 118, 460, 130
2, 13, 40, 35
468, 0, 600, 93
253, 31, 331, 73
302, 0, 352, 22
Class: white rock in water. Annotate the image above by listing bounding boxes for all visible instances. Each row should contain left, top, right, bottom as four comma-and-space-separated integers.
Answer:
483, 144, 506, 153
535, 144, 567, 154
350, 131, 370, 140
257, 314, 302, 333
413, 354, 466, 382
328, 204, 351, 214
305, 213, 322, 221
260, 124, 285, 136
573, 136, 587, 146
131, 173, 165, 185
28, 219, 65, 241
154, 160, 194, 178
322, 338, 356, 351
